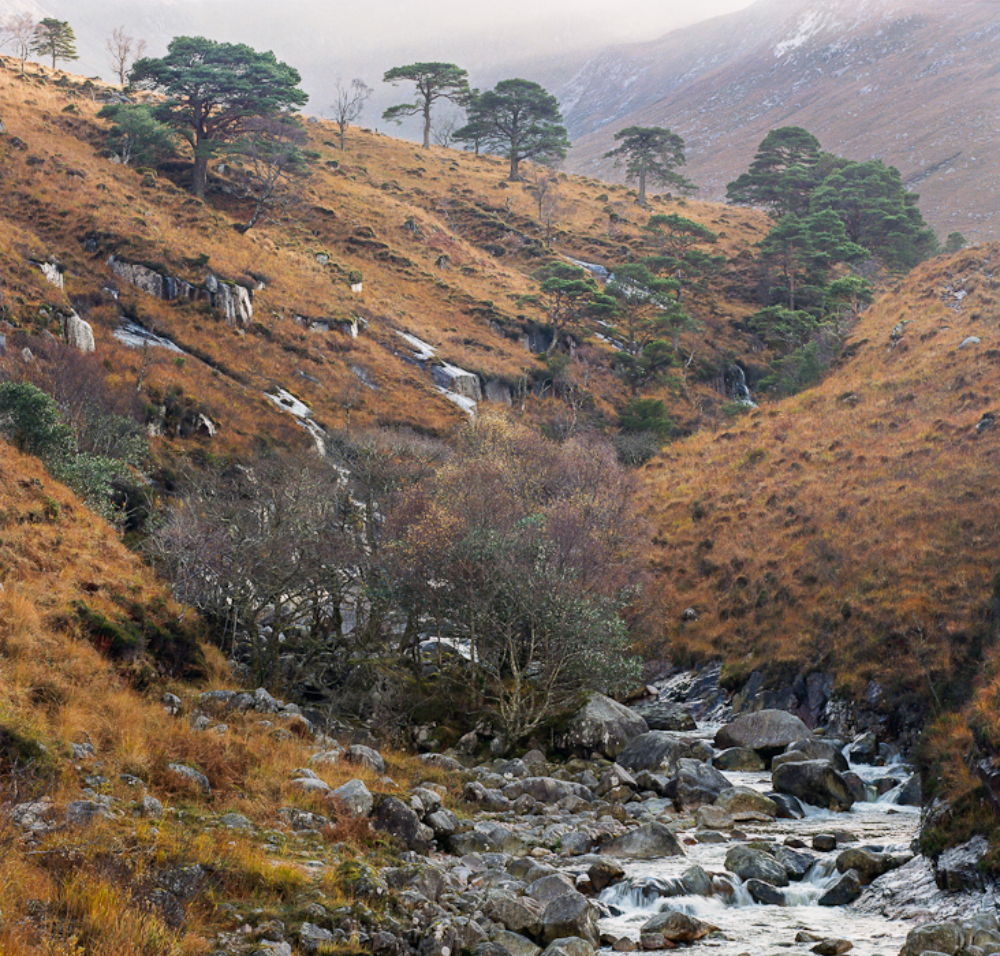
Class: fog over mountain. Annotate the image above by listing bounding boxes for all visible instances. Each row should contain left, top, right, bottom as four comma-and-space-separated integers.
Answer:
0, 0, 754, 130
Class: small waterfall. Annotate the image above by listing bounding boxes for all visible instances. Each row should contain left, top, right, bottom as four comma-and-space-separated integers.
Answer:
729, 363, 757, 407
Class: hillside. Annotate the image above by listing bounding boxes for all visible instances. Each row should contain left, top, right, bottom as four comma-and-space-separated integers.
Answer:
0, 55, 777, 466
561, 0, 1000, 243
641, 243, 1000, 732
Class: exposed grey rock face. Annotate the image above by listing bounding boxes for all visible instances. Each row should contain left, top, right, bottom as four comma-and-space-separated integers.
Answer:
771, 759, 855, 811
299, 922, 336, 954
559, 693, 648, 759
714, 786, 777, 820
714, 710, 810, 757
484, 891, 543, 938
835, 847, 897, 885
899, 923, 964, 956
66, 312, 95, 352
713, 747, 765, 771
599, 822, 685, 860
107, 256, 253, 327
587, 858, 625, 891
934, 836, 988, 891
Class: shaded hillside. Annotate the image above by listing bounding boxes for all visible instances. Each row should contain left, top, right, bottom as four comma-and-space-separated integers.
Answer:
0, 57, 772, 463
562, 0, 1000, 243
642, 243, 1000, 725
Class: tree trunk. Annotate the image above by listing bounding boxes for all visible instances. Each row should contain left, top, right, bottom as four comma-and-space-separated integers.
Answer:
422, 101, 431, 148
192, 153, 208, 199
508, 152, 520, 182
638, 162, 647, 206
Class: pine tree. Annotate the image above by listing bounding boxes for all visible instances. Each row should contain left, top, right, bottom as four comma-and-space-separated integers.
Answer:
31, 18, 78, 70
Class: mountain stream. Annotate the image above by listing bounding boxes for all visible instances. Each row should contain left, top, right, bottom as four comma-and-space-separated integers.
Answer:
591, 733, 923, 955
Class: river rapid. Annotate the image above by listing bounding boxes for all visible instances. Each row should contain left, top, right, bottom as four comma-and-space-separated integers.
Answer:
585, 725, 927, 956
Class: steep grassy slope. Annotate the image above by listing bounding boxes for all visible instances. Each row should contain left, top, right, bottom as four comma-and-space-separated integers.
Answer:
0, 438, 463, 955
0, 58, 771, 466
643, 245, 1000, 721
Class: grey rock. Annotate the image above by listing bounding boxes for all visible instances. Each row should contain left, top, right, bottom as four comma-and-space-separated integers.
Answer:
836, 847, 896, 885
745, 878, 785, 905
848, 732, 878, 764
811, 939, 853, 955
347, 744, 385, 774
559, 831, 592, 856
724, 845, 788, 886
493, 931, 541, 956
505, 777, 594, 805
66, 800, 110, 826
900, 923, 963, 956
426, 808, 460, 837
771, 759, 855, 811
526, 873, 578, 906
141, 794, 164, 819
774, 845, 815, 880
628, 697, 697, 732
66, 312, 95, 353
599, 823, 684, 860
384, 863, 445, 902
541, 891, 599, 946
254, 688, 281, 713
768, 792, 805, 819
540, 939, 595, 956
588, 858, 625, 892
640, 911, 716, 943
616, 732, 693, 775
373, 797, 433, 852
714, 710, 810, 757
817, 869, 862, 906
560, 694, 648, 759
421, 753, 464, 772
161, 692, 182, 715
219, 812, 253, 831
781, 736, 849, 772
936, 836, 988, 891
714, 786, 777, 820
896, 774, 922, 806
813, 833, 838, 852
299, 923, 336, 954
331, 779, 374, 817
713, 747, 765, 771
663, 758, 731, 809
167, 763, 211, 796
484, 891, 543, 937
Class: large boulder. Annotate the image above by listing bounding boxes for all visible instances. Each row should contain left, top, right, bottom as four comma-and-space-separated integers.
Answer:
900, 923, 964, 956
66, 312, 95, 353
724, 846, 789, 887
713, 747, 765, 771
372, 797, 433, 852
599, 822, 684, 860
663, 758, 732, 809
771, 760, 855, 811
616, 731, 693, 774
935, 836, 989, 891
781, 737, 849, 772
628, 696, 697, 731
540, 891, 599, 946
835, 847, 897, 885
714, 787, 778, 820
714, 710, 810, 758
817, 869, 862, 906
483, 892, 543, 938
559, 694, 648, 759
640, 912, 716, 945
330, 779, 373, 816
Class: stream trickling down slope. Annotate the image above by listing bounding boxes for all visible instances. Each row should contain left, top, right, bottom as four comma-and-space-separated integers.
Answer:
596, 735, 919, 955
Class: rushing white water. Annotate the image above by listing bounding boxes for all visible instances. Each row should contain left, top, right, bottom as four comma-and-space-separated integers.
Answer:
596, 758, 921, 955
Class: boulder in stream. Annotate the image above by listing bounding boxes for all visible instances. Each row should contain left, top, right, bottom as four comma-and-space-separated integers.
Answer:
599, 823, 685, 860
816, 869, 862, 906
714, 710, 810, 759
663, 758, 732, 809
771, 759, 856, 811
899, 922, 964, 956
540, 891, 599, 946
639, 911, 716, 945
724, 845, 789, 887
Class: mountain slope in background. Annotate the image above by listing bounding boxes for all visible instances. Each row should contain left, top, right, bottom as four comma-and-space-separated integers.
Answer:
561, 0, 1000, 243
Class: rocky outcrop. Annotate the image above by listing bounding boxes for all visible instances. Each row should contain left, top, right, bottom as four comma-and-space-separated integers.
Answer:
66, 312, 95, 352
107, 256, 253, 328
616, 731, 693, 774
628, 696, 697, 731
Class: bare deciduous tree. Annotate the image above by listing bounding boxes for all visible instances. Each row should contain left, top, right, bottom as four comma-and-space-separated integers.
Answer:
106, 25, 146, 87
228, 115, 309, 233
1, 13, 37, 75
329, 77, 372, 150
